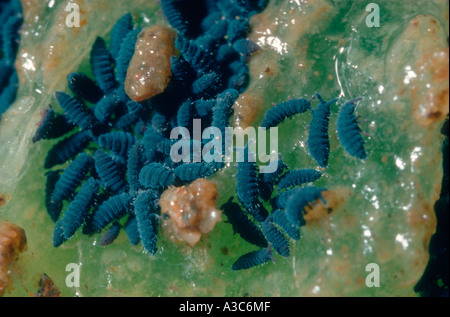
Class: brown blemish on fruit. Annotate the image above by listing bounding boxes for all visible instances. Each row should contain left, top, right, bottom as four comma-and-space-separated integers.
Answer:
125, 25, 176, 102
159, 179, 222, 247
303, 187, 351, 223
0, 221, 27, 297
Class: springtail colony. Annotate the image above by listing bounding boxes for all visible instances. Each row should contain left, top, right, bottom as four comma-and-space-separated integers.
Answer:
28, 0, 369, 271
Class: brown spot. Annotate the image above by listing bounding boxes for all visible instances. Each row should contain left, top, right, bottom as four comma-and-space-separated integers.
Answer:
159, 179, 222, 247
303, 187, 351, 223
220, 246, 229, 255
0, 221, 27, 297
125, 26, 176, 102
35, 274, 61, 297
233, 92, 264, 129
0, 193, 11, 207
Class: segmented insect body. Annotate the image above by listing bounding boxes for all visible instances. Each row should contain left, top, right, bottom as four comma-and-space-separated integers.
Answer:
124, 214, 140, 245
307, 94, 338, 167
90, 37, 116, 95
175, 36, 212, 74
231, 248, 272, 270
221, 198, 268, 248
216, 44, 236, 63
55, 91, 95, 131
286, 186, 327, 227
236, 161, 268, 222
268, 209, 300, 241
51, 153, 93, 203
337, 98, 367, 160
160, 0, 188, 35
98, 221, 122, 246
192, 71, 221, 97
88, 192, 131, 232
193, 98, 216, 118
232, 39, 261, 56
260, 98, 312, 128
127, 142, 143, 194
44, 131, 92, 169
94, 150, 126, 193
142, 126, 164, 163
115, 28, 141, 84
98, 131, 136, 157
139, 162, 176, 190
227, 18, 249, 42
260, 219, 290, 257
109, 13, 133, 60
176, 99, 193, 128
115, 100, 144, 129
94, 94, 122, 124
44, 170, 63, 223
32, 108, 74, 143
67, 72, 103, 103
277, 169, 323, 191
134, 190, 160, 254
273, 187, 302, 209
58, 177, 99, 241
174, 162, 216, 182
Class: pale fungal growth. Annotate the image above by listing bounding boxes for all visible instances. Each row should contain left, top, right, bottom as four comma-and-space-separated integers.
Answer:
159, 178, 222, 247
125, 25, 176, 102
0, 221, 27, 297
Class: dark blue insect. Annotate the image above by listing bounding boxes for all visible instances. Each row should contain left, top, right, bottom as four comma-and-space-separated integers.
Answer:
115, 27, 141, 84
0, 71, 18, 117
336, 97, 367, 160
285, 186, 327, 227
141, 126, 165, 163
57, 177, 99, 243
192, 71, 222, 97
98, 131, 136, 157
160, 0, 188, 35
134, 190, 160, 254
55, 91, 95, 131
268, 209, 300, 241
260, 219, 290, 257
88, 192, 131, 233
193, 98, 216, 118
232, 39, 260, 56
216, 44, 237, 63
231, 248, 273, 271
139, 162, 176, 190
221, 197, 268, 248
307, 93, 338, 167
115, 100, 144, 129
44, 131, 92, 169
94, 94, 122, 124
151, 111, 170, 133
44, 170, 63, 223
260, 97, 312, 128
227, 18, 249, 42
109, 13, 133, 60
67, 72, 103, 104
277, 169, 322, 191
127, 142, 143, 194
51, 152, 93, 203
32, 107, 74, 143
90, 37, 116, 95
176, 99, 194, 128
124, 214, 140, 245
236, 159, 268, 222
98, 221, 122, 246
272, 187, 302, 210
94, 150, 126, 193
175, 36, 212, 74
174, 162, 216, 182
